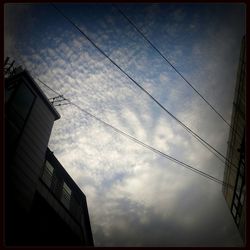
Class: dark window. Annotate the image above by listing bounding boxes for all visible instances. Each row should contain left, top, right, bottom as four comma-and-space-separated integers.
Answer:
42, 161, 54, 188
231, 150, 245, 228
61, 182, 71, 210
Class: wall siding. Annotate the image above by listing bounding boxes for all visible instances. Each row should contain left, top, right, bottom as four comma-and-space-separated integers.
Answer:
8, 94, 56, 214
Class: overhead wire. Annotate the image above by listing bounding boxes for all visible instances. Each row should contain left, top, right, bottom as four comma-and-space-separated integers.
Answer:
50, 3, 238, 172
37, 78, 235, 190
112, 3, 241, 140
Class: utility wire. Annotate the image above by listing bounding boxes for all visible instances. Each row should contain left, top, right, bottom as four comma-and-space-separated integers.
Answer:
50, 3, 238, 172
37, 78, 234, 190
37, 78, 58, 94
112, 3, 241, 139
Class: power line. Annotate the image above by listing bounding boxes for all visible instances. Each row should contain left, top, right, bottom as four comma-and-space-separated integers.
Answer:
50, 3, 238, 172
37, 78, 61, 95
112, 3, 241, 140
37, 78, 234, 190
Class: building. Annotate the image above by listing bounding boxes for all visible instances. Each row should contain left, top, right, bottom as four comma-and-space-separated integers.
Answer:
5, 68, 94, 246
36, 148, 94, 245
222, 36, 246, 243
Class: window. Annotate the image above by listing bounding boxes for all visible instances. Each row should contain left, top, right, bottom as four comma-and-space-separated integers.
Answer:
231, 160, 245, 227
61, 182, 71, 209
42, 161, 54, 188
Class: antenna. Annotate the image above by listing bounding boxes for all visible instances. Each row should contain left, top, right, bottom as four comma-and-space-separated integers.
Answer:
4, 57, 23, 78
49, 95, 70, 107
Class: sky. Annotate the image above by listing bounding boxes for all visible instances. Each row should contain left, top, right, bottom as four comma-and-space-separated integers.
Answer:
4, 3, 246, 247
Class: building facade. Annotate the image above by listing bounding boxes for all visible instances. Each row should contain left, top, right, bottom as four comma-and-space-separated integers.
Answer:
5, 69, 93, 246
222, 36, 246, 243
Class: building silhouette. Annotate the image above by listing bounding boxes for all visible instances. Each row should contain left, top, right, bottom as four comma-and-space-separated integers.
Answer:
222, 36, 246, 243
5, 68, 94, 246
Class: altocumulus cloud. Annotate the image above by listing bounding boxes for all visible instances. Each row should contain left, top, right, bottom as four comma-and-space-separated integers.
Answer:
4, 3, 245, 246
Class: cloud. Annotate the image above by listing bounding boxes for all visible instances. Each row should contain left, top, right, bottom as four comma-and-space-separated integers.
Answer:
88, 165, 243, 246
4, 3, 245, 246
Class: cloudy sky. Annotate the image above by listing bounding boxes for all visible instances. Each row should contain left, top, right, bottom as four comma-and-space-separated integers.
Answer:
4, 3, 246, 247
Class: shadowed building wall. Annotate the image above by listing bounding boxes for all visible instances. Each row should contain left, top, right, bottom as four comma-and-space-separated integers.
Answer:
222, 36, 245, 243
